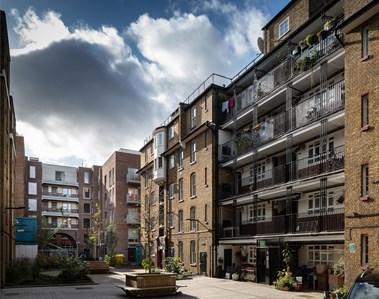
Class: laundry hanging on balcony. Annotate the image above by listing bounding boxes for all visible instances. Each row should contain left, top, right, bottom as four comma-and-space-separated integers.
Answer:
229, 96, 235, 108
222, 99, 229, 112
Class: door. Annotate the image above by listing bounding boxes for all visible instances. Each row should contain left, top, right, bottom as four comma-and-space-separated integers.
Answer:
224, 249, 232, 275
257, 248, 266, 283
200, 252, 207, 275
128, 247, 136, 264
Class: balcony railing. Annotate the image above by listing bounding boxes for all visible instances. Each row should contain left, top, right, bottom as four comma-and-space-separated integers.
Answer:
221, 208, 344, 238
42, 208, 79, 214
222, 25, 344, 124
126, 217, 140, 224
44, 223, 79, 229
42, 191, 79, 198
219, 145, 344, 200
126, 194, 140, 204
219, 80, 345, 162
127, 174, 140, 183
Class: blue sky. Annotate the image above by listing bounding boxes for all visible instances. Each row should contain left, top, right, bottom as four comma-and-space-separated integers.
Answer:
2, 0, 290, 166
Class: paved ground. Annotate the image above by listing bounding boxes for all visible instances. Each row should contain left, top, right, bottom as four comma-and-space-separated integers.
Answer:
1, 268, 325, 299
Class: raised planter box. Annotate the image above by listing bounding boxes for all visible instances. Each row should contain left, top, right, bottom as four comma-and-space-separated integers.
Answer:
117, 273, 184, 297
86, 261, 109, 274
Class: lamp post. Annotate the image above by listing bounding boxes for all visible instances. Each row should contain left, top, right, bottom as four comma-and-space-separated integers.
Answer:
185, 218, 212, 275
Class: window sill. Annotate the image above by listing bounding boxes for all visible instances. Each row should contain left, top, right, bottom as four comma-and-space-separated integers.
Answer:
178, 199, 184, 203
361, 125, 370, 131
190, 263, 197, 267
204, 147, 208, 151
190, 161, 197, 165
361, 55, 370, 62
169, 197, 175, 200
360, 196, 369, 201
204, 184, 208, 188
190, 195, 197, 199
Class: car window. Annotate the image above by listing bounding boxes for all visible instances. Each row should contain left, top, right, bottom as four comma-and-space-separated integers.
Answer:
349, 282, 379, 299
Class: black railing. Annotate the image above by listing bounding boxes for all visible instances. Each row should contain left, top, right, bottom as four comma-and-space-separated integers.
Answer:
220, 208, 344, 238
42, 191, 79, 198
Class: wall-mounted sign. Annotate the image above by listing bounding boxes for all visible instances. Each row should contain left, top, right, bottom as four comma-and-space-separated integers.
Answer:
349, 243, 356, 254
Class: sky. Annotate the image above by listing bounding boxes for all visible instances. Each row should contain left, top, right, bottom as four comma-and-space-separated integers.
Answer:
2, 0, 290, 167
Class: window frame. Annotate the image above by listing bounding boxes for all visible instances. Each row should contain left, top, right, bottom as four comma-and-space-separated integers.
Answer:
178, 210, 184, 232
169, 183, 175, 199
361, 94, 369, 129
190, 240, 196, 264
169, 126, 175, 139
278, 17, 289, 38
190, 173, 196, 197
361, 164, 369, 198
190, 140, 196, 163
178, 241, 184, 261
362, 234, 369, 266
362, 24, 369, 59
190, 207, 197, 230
29, 166, 36, 179
191, 106, 197, 129
178, 179, 184, 201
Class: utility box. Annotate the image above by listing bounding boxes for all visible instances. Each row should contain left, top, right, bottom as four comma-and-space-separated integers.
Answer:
15, 217, 37, 244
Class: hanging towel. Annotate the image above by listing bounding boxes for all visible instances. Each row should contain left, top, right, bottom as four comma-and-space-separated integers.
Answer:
229, 96, 235, 108
222, 100, 229, 112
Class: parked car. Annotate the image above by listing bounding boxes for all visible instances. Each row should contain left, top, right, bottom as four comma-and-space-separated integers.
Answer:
347, 268, 379, 298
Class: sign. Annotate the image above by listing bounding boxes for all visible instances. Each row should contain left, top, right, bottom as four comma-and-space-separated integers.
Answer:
258, 240, 266, 248
349, 243, 356, 254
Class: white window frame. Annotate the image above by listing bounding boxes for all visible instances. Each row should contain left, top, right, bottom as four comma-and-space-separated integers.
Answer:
169, 126, 175, 139
256, 162, 266, 181
169, 155, 175, 169
248, 204, 266, 222
190, 141, 196, 163
190, 173, 196, 197
28, 198, 37, 211
279, 17, 289, 38
178, 210, 184, 232
29, 166, 36, 178
169, 183, 175, 199
28, 182, 37, 195
191, 106, 197, 128
178, 179, 184, 201
84, 172, 90, 184
308, 245, 335, 267
190, 240, 196, 264
178, 149, 184, 168
190, 207, 196, 230
362, 234, 369, 266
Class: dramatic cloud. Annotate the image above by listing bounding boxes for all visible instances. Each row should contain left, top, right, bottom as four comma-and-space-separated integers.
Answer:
9, 4, 268, 165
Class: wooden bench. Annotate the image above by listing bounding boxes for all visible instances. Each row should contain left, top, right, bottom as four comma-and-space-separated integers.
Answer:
116, 284, 186, 297
86, 261, 109, 274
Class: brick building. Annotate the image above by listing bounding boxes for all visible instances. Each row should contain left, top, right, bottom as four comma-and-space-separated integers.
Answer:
0, 10, 17, 288
139, 77, 229, 276
101, 149, 141, 263
341, 0, 379, 287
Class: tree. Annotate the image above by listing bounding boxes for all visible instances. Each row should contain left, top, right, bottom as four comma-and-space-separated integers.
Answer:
88, 202, 102, 258
105, 223, 118, 258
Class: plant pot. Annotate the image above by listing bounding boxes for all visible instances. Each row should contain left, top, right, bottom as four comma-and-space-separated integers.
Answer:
318, 30, 327, 41
292, 46, 300, 56
299, 41, 308, 51
232, 273, 239, 281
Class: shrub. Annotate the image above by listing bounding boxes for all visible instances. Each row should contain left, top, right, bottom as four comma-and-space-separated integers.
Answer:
57, 257, 88, 281
5, 257, 38, 284
164, 257, 182, 274
141, 258, 153, 273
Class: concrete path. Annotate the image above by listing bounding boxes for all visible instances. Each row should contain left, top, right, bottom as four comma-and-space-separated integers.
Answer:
1, 268, 325, 299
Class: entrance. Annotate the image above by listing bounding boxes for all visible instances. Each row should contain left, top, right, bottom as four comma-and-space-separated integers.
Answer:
128, 247, 136, 264
200, 252, 207, 275
224, 249, 232, 275
257, 247, 281, 284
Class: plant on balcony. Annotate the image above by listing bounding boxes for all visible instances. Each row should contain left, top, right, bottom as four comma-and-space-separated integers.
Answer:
310, 49, 321, 63
305, 34, 318, 46
299, 40, 308, 51
317, 29, 328, 41
293, 57, 312, 73
292, 45, 301, 56
235, 135, 253, 152
324, 18, 337, 31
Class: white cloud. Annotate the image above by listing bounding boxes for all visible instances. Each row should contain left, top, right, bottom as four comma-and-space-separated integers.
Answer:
10, 4, 268, 166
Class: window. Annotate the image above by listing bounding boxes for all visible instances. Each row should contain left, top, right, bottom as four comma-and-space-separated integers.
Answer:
150, 143, 154, 155
191, 106, 197, 128
308, 142, 321, 164
362, 235, 369, 266
248, 204, 266, 222
83, 203, 91, 213
362, 25, 369, 58
308, 245, 335, 266
204, 167, 208, 186
190, 141, 196, 163
178, 179, 184, 201
83, 218, 91, 228
29, 166, 36, 178
248, 246, 257, 265
84, 172, 89, 184
83, 187, 91, 199
178, 210, 184, 232
145, 149, 148, 164
28, 199, 37, 211
55, 171, 65, 181
204, 204, 208, 223
28, 182, 37, 195
128, 228, 139, 243
279, 17, 289, 38
362, 94, 369, 128
190, 173, 196, 197
127, 187, 139, 203
144, 172, 148, 188
155, 133, 163, 147
362, 164, 369, 197
151, 217, 156, 230
151, 192, 156, 205
190, 240, 196, 264
178, 149, 184, 168
307, 191, 334, 214
155, 157, 163, 169
190, 207, 196, 230
204, 131, 208, 149
169, 213, 174, 228
178, 241, 184, 261
169, 126, 175, 139
256, 162, 266, 181
169, 183, 175, 199
151, 241, 156, 256
169, 155, 175, 169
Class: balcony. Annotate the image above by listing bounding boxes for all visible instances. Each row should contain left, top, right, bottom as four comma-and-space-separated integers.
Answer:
126, 216, 140, 225
219, 80, 345, 163
42, 191, 79, 202
220, 208, 344, 239
126, 173, 140, 184
44, 223, 79, 229
219, 145, 344, 200
221, 24, 344, 125
126, 194, 140, 205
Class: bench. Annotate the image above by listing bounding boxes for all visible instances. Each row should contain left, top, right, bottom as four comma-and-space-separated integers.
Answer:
116, 284, 186, 297
86, 261, 109, 274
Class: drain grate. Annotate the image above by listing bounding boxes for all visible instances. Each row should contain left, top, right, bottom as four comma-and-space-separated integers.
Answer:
75, 287, 93, 290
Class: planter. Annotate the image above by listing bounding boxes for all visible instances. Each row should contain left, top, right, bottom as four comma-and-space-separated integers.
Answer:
276, 286, 290, 291
232, 273, 239, 281
318, 30, 328, 41
118, 273, 181, 297
328, 274, 344, 290
86, 261, 109, 273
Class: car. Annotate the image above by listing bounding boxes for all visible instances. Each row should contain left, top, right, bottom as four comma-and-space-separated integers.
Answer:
347, 268, 379, 298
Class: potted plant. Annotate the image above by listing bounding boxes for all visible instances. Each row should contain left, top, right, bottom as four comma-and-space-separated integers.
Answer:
317, 29, 328, 41
232, 272, 239, 281
324, 18, 337, 31
330, 286, 348, 299
329, 257, 344, 290
299, 40, 308, 51
292, 45, 301, 56
274, 269, 294, 291
305, 34, 318, 46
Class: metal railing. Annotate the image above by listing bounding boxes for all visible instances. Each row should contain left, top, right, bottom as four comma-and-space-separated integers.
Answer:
126, 173, 140, 183
42, 191, 79, 198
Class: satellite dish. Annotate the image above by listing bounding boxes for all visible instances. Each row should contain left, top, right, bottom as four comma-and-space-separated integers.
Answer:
337, 195, 344, 204
257, 37, 264, 53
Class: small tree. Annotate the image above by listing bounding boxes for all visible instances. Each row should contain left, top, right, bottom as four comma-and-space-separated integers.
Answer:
105, 223, 118, 258
88, 202, 102, 258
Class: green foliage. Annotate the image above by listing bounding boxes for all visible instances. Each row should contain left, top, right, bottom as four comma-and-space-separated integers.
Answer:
106, 223, 118, 258
332, 286, 348, 298
6, 257, 41, 284
57, 257, 88, 281
281, 242, 294, 271
142, 258, 153, 273
305, 34, 318, 46
113, 254, 125, 266
88, 203, 102, 258
164, 257, 182, 274
104, 254, 112, 263
332, 257, 345, 277
273, 269, 295, 288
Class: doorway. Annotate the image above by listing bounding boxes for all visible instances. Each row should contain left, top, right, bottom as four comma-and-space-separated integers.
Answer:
200, 252, 207, 275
